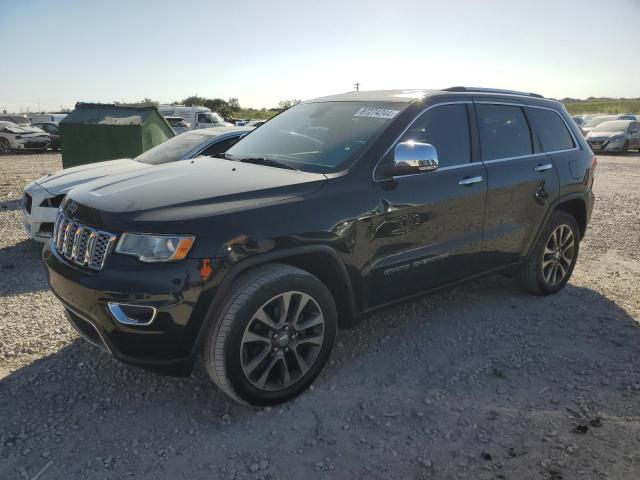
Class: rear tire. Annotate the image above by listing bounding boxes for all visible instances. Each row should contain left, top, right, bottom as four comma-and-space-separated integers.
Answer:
204, 264, 337, 406
517, 211, 580, 295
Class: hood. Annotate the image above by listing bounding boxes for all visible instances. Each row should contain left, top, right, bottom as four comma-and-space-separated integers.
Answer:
20, 131, 50, 137
68, 157, 328, 223
587, 130, 625, 140
36, 158, 150, 194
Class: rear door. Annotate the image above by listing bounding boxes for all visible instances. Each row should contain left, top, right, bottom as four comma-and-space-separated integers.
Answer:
477, 102, 560, 267
368, 102, 488, 306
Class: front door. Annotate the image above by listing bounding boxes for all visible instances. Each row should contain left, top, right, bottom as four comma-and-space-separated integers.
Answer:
368, 103, 487, 307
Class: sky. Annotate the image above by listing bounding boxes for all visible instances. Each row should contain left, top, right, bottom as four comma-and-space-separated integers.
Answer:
1, 0, 639, 113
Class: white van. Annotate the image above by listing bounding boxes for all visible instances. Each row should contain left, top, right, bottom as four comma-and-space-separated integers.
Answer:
157, 105, 232, 130
30, 113, 68, 123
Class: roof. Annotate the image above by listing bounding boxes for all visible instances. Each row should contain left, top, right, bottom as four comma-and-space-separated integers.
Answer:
307, 90, 436, 103
307, 87, 548, 104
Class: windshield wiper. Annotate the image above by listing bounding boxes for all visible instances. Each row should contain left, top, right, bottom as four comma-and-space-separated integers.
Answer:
237, 157, 298, 171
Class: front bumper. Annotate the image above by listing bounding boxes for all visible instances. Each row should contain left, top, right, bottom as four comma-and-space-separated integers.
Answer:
43, 242, 217, 375
588, 139, 626, 152
23, 182, 58, 242
15, 139, 50, 150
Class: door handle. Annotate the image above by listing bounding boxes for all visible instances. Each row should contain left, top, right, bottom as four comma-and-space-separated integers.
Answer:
459, 176, 483, 186
534, 163, 553, 172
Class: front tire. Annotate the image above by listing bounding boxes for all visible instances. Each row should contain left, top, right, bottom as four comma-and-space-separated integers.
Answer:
621, 141, 629, 155
204, 264, 337, 406
0, 138, 12, 154
517, 211, 580, 295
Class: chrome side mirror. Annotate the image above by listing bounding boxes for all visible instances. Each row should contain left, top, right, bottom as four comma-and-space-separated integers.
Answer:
393, 141, 439, 174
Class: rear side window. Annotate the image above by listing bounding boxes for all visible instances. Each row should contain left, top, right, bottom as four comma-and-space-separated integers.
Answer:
476, 104, 532, 160
527, 108, 575, 152
399, 104, 471, 168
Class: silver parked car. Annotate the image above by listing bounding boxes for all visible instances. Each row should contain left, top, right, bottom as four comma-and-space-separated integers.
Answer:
586, 120, 640, 154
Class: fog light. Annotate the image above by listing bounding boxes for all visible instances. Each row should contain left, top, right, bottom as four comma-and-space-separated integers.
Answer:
108, 303, 157, 326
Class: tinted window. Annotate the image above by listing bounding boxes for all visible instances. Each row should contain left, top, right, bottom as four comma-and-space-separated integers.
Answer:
527, 108, 574, 152
476, 104, 532, 160
399, 104, 471, 168
197, 113, 211, 124
199, 136, 241, 157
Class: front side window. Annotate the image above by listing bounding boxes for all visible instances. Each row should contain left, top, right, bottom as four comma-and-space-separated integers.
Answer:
225, 101, 407, 173
476, 104, 532, 161
527, 108, 575, 152
397, 104, 471, 168
197, 113, 212, 124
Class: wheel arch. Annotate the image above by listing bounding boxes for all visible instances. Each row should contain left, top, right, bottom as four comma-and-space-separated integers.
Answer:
554, 197, 587, 239
525, 193, 588, 258
193, 245, 357, 357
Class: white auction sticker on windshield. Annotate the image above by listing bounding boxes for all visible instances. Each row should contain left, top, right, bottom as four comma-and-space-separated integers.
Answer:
354, 108, 400, 119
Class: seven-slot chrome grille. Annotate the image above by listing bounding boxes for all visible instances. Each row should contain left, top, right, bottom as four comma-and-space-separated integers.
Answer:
52, 211, 116, 271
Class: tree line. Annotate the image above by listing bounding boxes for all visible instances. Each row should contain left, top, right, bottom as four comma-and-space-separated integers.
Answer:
122, 97, 303, 120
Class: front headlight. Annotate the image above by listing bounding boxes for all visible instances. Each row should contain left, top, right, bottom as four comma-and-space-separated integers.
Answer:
115, 233, 195, 262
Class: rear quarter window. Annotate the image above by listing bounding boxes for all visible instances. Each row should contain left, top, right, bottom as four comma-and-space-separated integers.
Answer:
527, 107, 575, 152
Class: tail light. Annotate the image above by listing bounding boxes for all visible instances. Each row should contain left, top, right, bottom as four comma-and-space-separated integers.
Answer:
591, 155, 597, 171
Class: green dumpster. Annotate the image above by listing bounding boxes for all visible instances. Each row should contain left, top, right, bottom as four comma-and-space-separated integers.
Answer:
59, 103, 174, 168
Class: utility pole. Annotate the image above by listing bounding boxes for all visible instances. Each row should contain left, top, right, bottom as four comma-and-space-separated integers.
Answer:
353, 82, 360, 92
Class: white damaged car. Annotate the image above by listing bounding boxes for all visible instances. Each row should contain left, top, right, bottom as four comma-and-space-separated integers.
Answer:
0, 121, 51, 153
23, 126, 253, 241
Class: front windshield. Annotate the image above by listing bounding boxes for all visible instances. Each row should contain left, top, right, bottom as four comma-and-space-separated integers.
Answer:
593, 120, 630, 132
583, 116, 616, 128
224, 101, 406, 173
209, 112, 224, 123
135, 131, 211, 165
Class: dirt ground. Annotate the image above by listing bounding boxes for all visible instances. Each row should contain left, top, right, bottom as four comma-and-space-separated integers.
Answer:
1, 151, 639, 480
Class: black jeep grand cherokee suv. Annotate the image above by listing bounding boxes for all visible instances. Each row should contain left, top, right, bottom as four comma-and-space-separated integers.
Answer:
44, 87, 595, 405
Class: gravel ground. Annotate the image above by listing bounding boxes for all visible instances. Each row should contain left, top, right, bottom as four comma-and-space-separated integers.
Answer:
1, 151, 639, 480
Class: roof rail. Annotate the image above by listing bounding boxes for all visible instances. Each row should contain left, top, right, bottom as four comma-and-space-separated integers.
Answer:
443, 86, 544, 99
